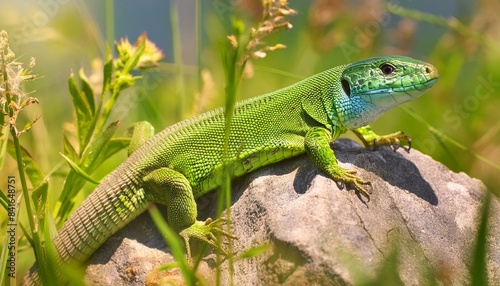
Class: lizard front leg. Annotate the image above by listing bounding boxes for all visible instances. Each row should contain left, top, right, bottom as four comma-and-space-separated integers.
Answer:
143, 168, 235, 259
304, 127, 371, 200
352, 125, 411, 151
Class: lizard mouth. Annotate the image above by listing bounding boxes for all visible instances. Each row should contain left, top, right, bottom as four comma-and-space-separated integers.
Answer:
399, 63, 439, 96
361, 64, 439, 97
359, 71, 439, 107
361, 77, 437, 95
392, 76, 439, 97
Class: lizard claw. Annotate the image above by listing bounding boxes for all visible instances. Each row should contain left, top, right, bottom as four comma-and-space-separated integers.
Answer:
405, 137, 412, 152
371, 131, 411, 153
334, 169, 372, 201
179, 218, 237, 260
354, 126, 411, 153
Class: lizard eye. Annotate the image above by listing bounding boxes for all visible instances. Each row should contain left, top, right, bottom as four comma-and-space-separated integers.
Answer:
380, 63, 396, 75
341, 79, 351, 96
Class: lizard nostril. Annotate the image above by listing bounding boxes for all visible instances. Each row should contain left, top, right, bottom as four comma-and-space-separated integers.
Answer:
425, 67, 431, 74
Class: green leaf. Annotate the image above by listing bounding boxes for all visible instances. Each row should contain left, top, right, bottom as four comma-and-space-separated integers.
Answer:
55, 171, 79, 224
101, 56, 114, 97
81, 121, 120, 171
31, 180, 49, 230
63, 134, 79, 162
60, 153, 100, 185
57, 121, 120, 222
0, 124, 9, 170
68, 72, 93, 149
89, 137, 130, 171
102, 137, 130, 160
237, 244, 271, 260
21, 116, 39, 134
18, 222, 34, 253
7, 139, 45, 189
79, 68, 96, 116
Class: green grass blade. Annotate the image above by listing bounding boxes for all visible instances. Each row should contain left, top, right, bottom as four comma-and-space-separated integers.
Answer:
60, 153, 100, 185
6, 140, 45, 190
401, 106, 500, 172
62, 134, 79, 162
0, 124, 9, 170
0, 190, 8, 211
427, 126, 500, 171
105, 0, 115, 52
170, 0, 186, 120
386, 3, 491, 48
470, 192, 491, 286
253, 65, 304, 80
1, 231, 13, 285
42, 209, 86, 286
55, 172, 81, 223
237, 244, 271, 260
148, 204, 197, 286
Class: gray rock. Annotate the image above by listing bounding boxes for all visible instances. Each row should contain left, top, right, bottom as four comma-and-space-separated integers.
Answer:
85, 139, 499, 285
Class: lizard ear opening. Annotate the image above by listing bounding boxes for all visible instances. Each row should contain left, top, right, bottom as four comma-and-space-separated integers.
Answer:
341, 79, 351, 96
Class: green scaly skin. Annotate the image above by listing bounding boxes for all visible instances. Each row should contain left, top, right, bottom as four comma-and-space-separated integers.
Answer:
24, 56, 438, 285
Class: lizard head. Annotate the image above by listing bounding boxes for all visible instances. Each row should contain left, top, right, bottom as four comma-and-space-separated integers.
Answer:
335, 56, 438, 129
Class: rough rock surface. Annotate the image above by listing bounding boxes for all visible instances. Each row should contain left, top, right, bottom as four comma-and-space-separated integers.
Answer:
84, 139, 499, 285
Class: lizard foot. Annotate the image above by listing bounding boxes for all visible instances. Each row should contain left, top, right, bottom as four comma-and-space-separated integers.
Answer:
179, 218, 237, 260
371, 131, 411, 152
332, 168, 372, 201
352, 126, 411, 152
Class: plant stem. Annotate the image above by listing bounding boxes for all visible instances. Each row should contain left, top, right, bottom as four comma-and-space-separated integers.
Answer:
105, 0, 115, 54
170, 0, 186, 120
195, 0, 201, 95
1, 50, 48, 286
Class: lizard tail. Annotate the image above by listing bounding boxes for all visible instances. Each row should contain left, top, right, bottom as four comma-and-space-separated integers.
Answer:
23, 171, 149, 285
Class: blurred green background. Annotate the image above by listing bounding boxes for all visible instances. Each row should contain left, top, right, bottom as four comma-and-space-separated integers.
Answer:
0, 0, 499, 276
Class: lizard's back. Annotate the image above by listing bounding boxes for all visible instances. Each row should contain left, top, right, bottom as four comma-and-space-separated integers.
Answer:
126, 65, 345, 196
131, 74, 333, 195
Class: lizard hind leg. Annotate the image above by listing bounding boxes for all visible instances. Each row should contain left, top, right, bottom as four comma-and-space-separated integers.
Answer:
143, 167, 235, 259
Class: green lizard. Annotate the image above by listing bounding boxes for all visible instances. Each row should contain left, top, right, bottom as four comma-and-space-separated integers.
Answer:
24, 56, 438, 285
